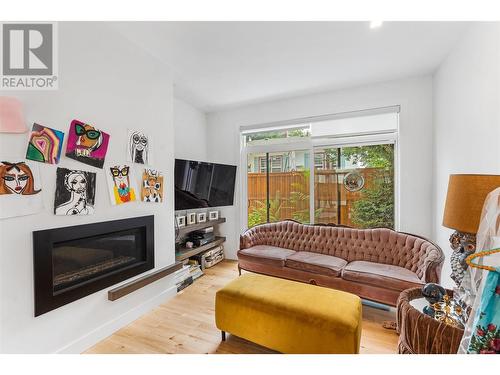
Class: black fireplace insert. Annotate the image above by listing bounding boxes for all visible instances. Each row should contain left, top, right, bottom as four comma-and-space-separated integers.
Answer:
33, 216, 155, 316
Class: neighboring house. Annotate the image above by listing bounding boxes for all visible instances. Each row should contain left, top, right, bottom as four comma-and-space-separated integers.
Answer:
247, 150, 361, 173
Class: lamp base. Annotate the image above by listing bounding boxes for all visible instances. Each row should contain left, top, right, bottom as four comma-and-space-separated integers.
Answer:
449, 231, 476, 287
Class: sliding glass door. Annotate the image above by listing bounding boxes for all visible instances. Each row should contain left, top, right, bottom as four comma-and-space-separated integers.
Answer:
314, 143, 395, 228
247, 149, 310, 227
242, 109, 398, 229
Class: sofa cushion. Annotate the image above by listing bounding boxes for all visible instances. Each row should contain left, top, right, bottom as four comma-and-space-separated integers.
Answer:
285, 251, 347, 277
238, 245, 296, 267
342, 261, 423, 291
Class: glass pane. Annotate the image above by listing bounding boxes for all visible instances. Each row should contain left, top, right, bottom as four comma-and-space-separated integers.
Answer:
314, 144, 394, 228
244, 127, 310, 146
268, 150, 310, 224
247, 150, 311, 228
247, 152, 269, 228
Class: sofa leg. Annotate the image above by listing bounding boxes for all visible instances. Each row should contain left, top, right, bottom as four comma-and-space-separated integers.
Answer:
238, 265, 242, 276
221, 330, 226, 341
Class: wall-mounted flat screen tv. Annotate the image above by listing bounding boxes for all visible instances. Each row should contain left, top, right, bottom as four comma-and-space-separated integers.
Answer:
175, 159, 237, 210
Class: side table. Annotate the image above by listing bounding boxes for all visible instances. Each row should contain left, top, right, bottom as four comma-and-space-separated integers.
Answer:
396, 287, 464, 354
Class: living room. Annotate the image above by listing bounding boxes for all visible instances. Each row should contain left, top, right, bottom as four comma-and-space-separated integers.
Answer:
0, 1, 499, 371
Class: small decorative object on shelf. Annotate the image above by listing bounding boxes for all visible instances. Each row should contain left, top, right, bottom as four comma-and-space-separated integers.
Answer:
432, 294, 467, 329
185, 241, 194, 249
422, 283, 446, 304
421, 283, 446, 318
187, 212, 197, 225
197, 212, 207, 223
421, 283, 468, 328
208, 210, 219, 221
176, 215, 186, 227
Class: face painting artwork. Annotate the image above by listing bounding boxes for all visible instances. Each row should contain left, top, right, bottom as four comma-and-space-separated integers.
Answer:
54, 168, 96, 215
65, 120, 110, 168
0, 160, 43, 219
106, 164, 137, 205
141, 169, 163, 203
25, 123, 65, 164
128, 130, 150, 164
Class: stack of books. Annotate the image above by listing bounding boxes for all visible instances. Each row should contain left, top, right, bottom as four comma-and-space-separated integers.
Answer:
174, 265, 192, 292
187, 259, 204, 280
174, 260, 205, 292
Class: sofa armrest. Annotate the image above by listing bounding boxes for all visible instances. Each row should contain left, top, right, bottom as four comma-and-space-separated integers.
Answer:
421, 246, 445, 284
239, 229, 256, 250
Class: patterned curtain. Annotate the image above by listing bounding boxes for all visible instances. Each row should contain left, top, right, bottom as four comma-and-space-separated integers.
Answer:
467, 266, 500, 353
459, 187, 500, 353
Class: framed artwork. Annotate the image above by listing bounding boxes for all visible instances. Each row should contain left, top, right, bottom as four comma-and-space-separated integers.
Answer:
187, 212, 197, 225
54, 167, 96, 215
0, 160, 43, 219
141, 169, 163, 203
127, 130, 150, 164
176, 215, 186, 227
106, 164, 137, 205
26, 123, 64, 164
208, 211, 219, 220
65, 119, 110, 169
197, 212, 207, 223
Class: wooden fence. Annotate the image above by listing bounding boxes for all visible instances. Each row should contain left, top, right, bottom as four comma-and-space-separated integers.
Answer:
247, 168, 384, 226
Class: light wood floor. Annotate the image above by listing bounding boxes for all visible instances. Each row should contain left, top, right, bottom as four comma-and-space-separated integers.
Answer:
85, 260, 399, 354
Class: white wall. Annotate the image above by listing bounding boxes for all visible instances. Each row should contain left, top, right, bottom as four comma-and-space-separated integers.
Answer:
174, 97, 207, 161
207, 76, 434, 260
0, 22, 176, 353
433, 23, 500, 288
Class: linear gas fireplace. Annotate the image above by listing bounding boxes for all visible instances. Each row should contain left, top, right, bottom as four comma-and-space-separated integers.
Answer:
33, 216, 154, 316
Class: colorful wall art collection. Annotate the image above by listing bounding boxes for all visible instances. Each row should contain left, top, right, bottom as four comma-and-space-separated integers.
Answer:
1, 120, 163, 219
65, 120, 110, 168
106, 164, 137, 205
0, 160, 44, 219
26, 123, 65, 164
54, 167, 96, 215
141, 169, 163, 203
127, 130, 150, 165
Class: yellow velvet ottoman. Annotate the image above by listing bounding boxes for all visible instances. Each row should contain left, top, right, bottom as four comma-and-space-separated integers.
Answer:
215, 273, 362, 354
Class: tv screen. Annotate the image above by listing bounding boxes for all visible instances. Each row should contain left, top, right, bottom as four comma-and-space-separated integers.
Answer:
174, 159, 237, 210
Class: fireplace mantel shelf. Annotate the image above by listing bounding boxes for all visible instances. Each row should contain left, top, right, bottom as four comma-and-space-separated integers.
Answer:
108, 262, 183, 301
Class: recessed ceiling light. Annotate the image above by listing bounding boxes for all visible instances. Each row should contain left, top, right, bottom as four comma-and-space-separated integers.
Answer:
370, 21, 383, 29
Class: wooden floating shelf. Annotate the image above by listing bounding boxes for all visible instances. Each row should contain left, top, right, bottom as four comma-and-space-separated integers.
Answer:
175, 236, 226, 262
108, 262, 183, 301
177, 217, 226, 237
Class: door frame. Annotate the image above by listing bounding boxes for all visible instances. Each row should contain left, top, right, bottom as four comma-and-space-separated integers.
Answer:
240, 112, 400, 231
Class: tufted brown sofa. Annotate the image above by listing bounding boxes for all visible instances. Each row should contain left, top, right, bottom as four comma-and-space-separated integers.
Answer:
238, 221, 444, 306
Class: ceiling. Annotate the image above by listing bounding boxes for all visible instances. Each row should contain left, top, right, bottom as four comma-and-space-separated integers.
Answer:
111, 22, 471, 112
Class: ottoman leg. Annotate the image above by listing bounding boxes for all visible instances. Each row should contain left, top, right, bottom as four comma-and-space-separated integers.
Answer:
221, 331, 226, 341
238, 265, 242, 276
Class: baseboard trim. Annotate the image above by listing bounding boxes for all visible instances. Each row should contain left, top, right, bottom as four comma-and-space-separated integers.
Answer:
362, 299, 391, 311
55, 285, 177, 354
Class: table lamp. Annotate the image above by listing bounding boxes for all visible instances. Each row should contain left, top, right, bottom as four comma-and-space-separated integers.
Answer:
0, 96, 26, 133
442, 174, 500, 287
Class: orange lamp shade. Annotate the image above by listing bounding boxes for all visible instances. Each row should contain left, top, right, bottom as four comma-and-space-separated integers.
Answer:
443, 174, 500, 234
0, 96, 26, 133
